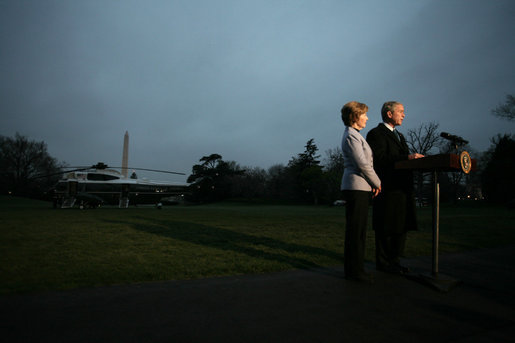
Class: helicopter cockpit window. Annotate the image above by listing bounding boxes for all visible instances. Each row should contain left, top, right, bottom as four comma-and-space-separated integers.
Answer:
87, 173, 119, 181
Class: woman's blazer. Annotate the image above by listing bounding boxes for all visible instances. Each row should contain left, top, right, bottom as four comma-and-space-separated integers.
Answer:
340, 126, 381, 192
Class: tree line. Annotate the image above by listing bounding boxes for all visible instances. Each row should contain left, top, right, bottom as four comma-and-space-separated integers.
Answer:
185, 130, 514, 206
1, 130, 513, 206
186, 139, 343, 205
2, 95, 514, 205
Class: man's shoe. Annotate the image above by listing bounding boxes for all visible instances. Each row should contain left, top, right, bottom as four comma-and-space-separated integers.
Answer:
394, 264, 411, 274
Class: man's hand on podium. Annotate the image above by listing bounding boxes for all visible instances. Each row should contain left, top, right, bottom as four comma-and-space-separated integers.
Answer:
408, 153, 425, 160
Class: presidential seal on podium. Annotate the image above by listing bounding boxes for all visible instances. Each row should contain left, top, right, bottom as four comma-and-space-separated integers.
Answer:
460, 151, 472, 174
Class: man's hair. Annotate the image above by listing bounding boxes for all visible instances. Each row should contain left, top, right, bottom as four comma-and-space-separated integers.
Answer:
381, 101, 402, 121
341, 101, 368, 126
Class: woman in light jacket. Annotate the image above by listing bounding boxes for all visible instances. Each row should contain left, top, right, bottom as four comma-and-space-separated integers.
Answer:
340, 101, 381, 283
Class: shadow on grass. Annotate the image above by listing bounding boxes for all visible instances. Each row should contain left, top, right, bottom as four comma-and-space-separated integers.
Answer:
105, 217, 345, 277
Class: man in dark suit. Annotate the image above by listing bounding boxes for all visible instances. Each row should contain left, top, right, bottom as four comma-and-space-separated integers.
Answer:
366, 101, 424, 274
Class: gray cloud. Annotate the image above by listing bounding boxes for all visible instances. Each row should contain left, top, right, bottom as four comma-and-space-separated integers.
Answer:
1, 0, 513, 182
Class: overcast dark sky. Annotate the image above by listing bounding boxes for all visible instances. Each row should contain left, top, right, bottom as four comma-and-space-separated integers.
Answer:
1, 0, 514, 182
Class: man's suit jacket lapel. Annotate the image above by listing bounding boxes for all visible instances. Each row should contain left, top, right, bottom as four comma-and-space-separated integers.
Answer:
397, 131, 407, 148
379, 124, 408, 152
379, 124, 401, 147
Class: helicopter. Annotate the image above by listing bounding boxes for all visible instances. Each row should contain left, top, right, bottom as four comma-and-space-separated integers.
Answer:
50, 132, 190, 209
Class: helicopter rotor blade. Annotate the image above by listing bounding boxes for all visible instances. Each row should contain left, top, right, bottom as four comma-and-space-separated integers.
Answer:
125, 167, 185, 175
30, 163, 185, 179
31, 167, 90, 179
79, 163, 185, 175
31, 163, 109, 179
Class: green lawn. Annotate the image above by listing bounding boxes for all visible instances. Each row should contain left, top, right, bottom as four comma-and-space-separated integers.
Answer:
1, 196, 514, 294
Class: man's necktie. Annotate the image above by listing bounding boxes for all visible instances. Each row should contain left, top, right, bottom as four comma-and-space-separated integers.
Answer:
394, 129, 401, 142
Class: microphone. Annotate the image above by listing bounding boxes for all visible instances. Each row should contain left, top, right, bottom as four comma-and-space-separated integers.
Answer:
440, 132, 468, 145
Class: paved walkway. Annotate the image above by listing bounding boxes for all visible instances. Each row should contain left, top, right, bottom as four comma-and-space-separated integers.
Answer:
2, 246, 515, 342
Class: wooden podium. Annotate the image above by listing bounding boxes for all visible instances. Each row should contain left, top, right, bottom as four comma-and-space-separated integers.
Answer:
395, 153, 477, 292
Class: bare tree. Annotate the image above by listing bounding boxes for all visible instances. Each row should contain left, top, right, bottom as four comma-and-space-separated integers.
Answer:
406, 121, 442, 155
405, 122, 442, 206
323, 148, 344, 175
0, 133, 61, 197
481, 134, 515, 203
266, 164, 291, 199
492, 94, 515, 121
231, 166, 267, 199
